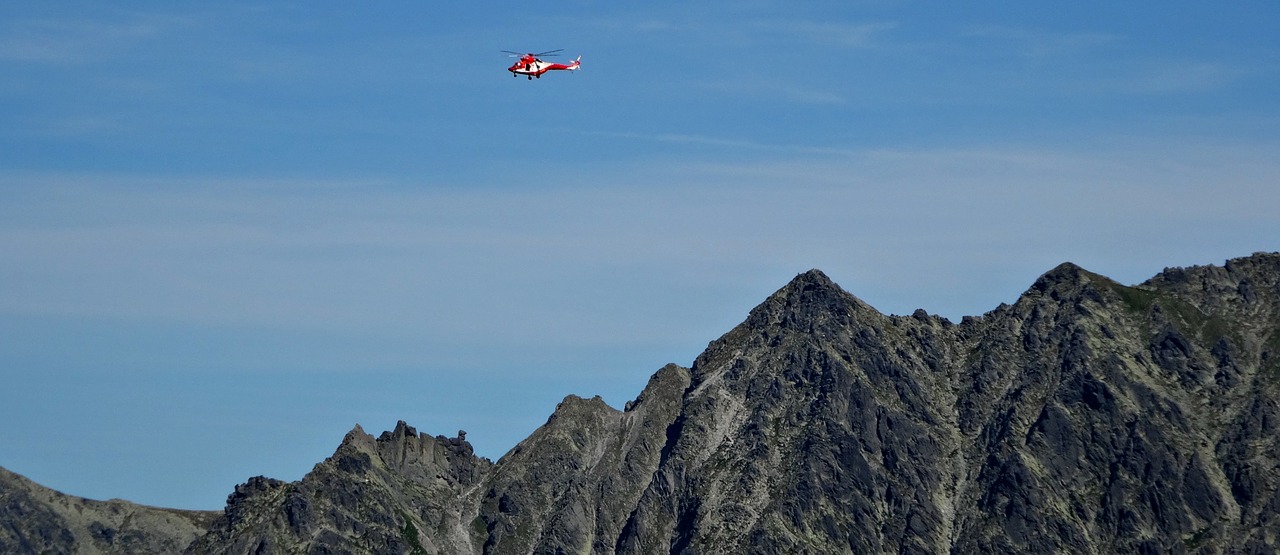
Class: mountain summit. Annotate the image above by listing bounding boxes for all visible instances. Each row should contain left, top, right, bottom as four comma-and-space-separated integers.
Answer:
5, 253, 1279, 554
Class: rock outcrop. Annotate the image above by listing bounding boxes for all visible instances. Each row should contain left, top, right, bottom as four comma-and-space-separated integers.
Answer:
187, 423, 490, 554
0, 466, 217, 554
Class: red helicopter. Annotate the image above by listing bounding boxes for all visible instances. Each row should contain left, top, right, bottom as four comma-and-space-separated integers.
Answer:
503, 49, 581, 80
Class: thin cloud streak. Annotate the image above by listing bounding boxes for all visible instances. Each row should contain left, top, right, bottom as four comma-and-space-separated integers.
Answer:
576, 130, 861, 155
5, 136, 1276, 336
960, 24, 1117, 59
761, 20, 897, 48
0, 14, 182, 64
1119, 60, 1252, 94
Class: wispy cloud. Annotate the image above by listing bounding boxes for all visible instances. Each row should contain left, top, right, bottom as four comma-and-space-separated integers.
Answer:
0, 16, 173, 64
958, 24, 1261, 96
771, 20, 897, 48
961, 24, 1117, 59
576, 130, 859, 155
1119, 60, 1251, 94
21, 114, 133, 138
694, 77, 848, 105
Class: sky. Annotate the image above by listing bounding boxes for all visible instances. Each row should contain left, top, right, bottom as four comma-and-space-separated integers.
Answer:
1, 1, 1278, 511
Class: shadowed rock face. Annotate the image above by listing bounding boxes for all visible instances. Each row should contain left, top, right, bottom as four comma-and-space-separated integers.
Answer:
7, 253, 1280, 554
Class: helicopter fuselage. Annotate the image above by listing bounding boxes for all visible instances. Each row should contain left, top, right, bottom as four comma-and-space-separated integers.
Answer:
506, 52, 580, 80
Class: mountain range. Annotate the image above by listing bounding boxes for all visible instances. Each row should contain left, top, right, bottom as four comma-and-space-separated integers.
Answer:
3, 252, 1278, 554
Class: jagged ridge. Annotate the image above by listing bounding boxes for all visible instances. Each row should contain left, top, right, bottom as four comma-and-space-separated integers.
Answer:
0, 466, 217, 554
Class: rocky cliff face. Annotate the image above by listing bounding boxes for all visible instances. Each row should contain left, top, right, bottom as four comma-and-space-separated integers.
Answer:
186, 423, 490, 554
0, 466, 217, 554
7, 253, 1280, 554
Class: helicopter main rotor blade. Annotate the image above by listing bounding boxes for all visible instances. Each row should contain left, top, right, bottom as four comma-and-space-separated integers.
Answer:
502, 49, 562, 59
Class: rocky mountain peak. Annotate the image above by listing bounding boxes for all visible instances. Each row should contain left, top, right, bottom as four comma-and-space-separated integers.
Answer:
339, 423, 376, 452
1020, 261, 1111, 303
727, 269, 880, 344
380, 420, 419, 442
786, 267, 839, 290
689, 268, 889, 387
760, 268, 868, 316
1032, 260, 1086, 285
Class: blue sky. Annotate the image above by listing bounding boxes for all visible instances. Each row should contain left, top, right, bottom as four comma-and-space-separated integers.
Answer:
2, 1, 1277, 510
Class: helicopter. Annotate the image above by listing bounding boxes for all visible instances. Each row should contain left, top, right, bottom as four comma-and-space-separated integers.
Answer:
503, 49, 581, 80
